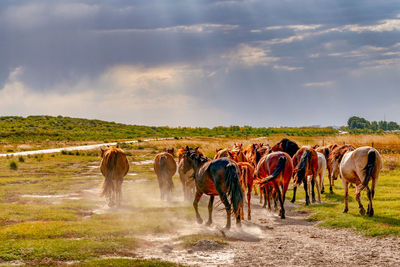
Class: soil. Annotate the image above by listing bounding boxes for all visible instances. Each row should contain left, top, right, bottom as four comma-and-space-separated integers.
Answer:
134, 197, 400, 266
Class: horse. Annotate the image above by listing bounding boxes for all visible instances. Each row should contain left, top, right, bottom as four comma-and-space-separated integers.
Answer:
314, 146, 330, 193
310, 152, 326, 202
271, 138, 300, 157
154, 148, 177, 201
328, 144, 355, 193
214, 148, 230, 159
100, 146, 129, 207
291, 146, 319, 205
227, 149, 248, 163
177, 147, 203, 201
255, 152, 294, 219
184, 146, 243, 229
340, 146, 382, 216
236, 161, 255, 220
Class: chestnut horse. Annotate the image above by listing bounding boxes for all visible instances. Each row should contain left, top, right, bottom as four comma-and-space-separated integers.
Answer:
340, 146, 382, 216
100, 146, 129, 207
154, 148, 177, 201
291, 147, 319, 205
227, 150, 254, 220
271, 138, 300, 157
255, 152, 294, 218
177, 147, 198, 201
328, 144, 355, 193
184, 146, 243, 229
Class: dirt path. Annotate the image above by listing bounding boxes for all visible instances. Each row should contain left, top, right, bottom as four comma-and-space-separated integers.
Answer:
135, 197, 400, 266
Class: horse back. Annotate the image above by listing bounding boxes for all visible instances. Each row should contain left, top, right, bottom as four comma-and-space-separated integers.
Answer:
154, 152, 177, 176
100, 147, 129, 179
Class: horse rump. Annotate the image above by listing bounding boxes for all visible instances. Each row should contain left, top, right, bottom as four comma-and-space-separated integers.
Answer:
259, 156, 286, 185
296, 150, 311, 185
101, 150, 118, 198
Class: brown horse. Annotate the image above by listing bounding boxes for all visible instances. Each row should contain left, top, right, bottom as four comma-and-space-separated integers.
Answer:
255, 152, 294, 218
100, 146, 129, 207
291, 147, 319, 205
154, 148, 177, 201
236, 160, 255, 220
328, 144, 355, 193
340, 146, 382, 216
177, 147, 199, 201
214, 148, 230, 159
271, 138, 300, 157
184, 146, 243, 230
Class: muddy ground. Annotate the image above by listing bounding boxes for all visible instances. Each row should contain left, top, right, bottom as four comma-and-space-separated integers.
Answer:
133, 193, 400, 267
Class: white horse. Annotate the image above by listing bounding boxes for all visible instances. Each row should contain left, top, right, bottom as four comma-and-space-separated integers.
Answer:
340, 146, 382, 216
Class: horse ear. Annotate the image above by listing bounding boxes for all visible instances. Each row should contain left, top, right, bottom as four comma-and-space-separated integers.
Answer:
195, 147, 199, 152
185, 145, 189, 151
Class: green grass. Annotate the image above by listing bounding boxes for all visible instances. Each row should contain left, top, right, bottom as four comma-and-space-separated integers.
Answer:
286, 170, 400, 237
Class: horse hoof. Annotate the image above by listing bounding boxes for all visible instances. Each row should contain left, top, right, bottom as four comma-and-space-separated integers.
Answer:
359, 207, 366, 215
312, 198, 316, 203
205, 221, 212, 226
343, 208, 348, 213
197, 218, 203, 224
321, 189, 325, 194
368, 208, 374, 217
290, 199, 295, 203
248, 215, 251, 221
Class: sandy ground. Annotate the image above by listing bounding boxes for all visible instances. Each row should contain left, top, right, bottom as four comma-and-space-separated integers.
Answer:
134, 196, 400, 267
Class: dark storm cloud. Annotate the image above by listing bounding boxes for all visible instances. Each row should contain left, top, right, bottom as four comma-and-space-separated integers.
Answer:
1, 0, 400, 126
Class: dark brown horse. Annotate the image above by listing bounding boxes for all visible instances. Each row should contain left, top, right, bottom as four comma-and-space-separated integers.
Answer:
154, 148, 177, 201
291, 147, 319, 205
100, 146, 129, 207
271, 138, 300, 157
184, 146, 243, 230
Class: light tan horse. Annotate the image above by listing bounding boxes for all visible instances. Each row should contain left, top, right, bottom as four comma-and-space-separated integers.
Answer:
154, 148, 177, 201
340, 146, 382, 216
100, 146, 129, 207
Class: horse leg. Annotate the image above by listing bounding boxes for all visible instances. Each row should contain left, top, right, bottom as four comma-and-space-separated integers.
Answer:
328, 172, 333, 194
116, 179, 123, 207
273, 190, 278, 211
304, 181, 310, 206
316, 174, 321, 203
365, 185, 374, 217
259, 185, 262, 203
247, 184, 252, 220
262, 187, 268, 209
320, 170, 325, 194
311, 175, 316, 203
355, 188, 365, 215
342, 180, 349, 213
193, 191, 204, 224
219, 193, 232, 230
206, 196, 215, 226
291, 185, 297, 203
274, 185, 284, 219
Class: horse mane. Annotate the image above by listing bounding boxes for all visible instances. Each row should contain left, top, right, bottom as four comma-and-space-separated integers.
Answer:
280, 138, 299, 157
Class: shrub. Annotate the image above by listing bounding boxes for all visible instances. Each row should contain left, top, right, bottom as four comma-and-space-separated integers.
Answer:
9, 161, 17, 170
18, 156, 24, 162
61, 150, 67, 155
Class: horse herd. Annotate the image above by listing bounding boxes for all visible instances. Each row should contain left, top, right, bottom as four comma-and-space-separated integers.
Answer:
99, 138, 382, 230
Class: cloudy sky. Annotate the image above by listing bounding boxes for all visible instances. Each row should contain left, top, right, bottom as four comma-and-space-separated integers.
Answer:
1, 0, 400, 127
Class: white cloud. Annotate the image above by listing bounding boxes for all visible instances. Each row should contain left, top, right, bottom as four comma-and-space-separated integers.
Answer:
273, 65, 303, 71
222, 44, 279, 67
303, 81, 335, 87
264, 24, 322, 31
94, 24, 239, 34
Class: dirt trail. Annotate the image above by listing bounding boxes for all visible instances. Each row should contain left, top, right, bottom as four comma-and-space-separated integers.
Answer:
134, 196, 400, 266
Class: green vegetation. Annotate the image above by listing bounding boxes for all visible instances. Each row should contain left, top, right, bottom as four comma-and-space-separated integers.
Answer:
9, 161, 17, 170
347, 116, 400, 133
0, 115, 338, 142
286, 169, 400, 237
73, 258, 182, 267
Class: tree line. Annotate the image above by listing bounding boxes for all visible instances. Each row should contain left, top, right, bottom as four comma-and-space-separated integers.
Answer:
347, 116, 400, 132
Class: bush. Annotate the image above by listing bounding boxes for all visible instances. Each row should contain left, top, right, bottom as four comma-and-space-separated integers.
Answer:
9, 161, 17, 170
61, 150, 67, 155
18, 156, 24, 162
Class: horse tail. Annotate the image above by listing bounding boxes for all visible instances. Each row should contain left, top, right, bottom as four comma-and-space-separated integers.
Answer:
259, 156, 286, 185
226, 162, 243, 214
297, 150, 311, 183
363, 150, 376, 187
101, 150, 118, 197
324, 148, 330, 160
160, 155, 174, 191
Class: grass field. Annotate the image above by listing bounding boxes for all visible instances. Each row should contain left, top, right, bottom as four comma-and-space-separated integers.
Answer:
0, 136, 399, 265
